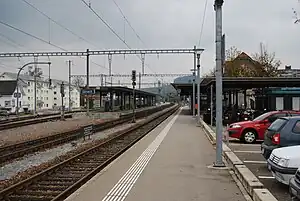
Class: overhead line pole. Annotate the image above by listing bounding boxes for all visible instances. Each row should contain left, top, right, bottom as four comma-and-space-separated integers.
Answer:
214, 0, 225, 167
68, 60, 72, 111
86, 49, 90, 116
192, 46, 196, 118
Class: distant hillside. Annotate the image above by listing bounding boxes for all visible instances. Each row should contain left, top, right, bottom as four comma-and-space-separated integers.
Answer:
141, 84, 178, 100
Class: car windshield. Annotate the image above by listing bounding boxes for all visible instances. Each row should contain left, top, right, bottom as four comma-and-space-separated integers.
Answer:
268, 118, 288, 131
253, 112, 271, 121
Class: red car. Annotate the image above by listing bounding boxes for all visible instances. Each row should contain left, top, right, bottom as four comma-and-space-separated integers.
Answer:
226, 110, 300, 143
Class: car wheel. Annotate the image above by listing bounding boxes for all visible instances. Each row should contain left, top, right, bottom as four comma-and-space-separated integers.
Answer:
242, 130, 257, 144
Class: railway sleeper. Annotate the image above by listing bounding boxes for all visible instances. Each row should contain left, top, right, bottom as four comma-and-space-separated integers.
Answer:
43, 177, 77, 182
65, 163, 99, 169
62, 167, 95, 172
29, 184, 68, 191
6, 194, 54, 201
38, 180, 74, 186
54, 171, 88, 176
14, 189, 60, 197
51, 173, 85, 178
72, 160, 104, 166
81, 155, 114, 161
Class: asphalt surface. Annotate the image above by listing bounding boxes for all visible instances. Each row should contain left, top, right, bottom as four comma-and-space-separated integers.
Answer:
227, 139, 291, 201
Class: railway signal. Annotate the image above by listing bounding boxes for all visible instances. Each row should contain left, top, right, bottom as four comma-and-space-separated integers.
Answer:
132, 70, 136, 123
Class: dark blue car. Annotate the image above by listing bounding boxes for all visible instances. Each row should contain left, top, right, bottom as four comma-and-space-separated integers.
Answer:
261, 116, 300, 160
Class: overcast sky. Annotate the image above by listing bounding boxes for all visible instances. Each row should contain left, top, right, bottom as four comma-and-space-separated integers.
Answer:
0, 0, 299, 86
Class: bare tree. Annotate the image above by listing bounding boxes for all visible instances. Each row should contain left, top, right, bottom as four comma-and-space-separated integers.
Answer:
226, 46, 241, 61
252, 43, 281, 77
72, 77, 85, 88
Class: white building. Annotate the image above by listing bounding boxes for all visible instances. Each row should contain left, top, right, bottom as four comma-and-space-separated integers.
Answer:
0, 80, 24, 113
0, 71, 80, 113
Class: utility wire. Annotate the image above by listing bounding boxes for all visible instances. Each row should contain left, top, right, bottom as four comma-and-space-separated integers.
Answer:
20, 0, 108, 70
21, 0, 98, 49
0, 20, 68, 51
111, 0, 147, 47
0, 32, 27, 50
0, 20, 107, 70
197, 0, 208, 47
81, 0, 131, 48
81, 0, 157, 75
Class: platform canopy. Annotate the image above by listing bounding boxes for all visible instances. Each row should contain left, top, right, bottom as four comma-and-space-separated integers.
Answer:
172, 77, 300, 96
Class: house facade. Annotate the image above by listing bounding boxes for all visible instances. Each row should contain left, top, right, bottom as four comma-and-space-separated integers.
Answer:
0, 71, 81, 112
0, 80, 24, 113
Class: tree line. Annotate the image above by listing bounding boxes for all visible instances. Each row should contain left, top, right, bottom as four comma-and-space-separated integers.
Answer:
207, 42, 282, 77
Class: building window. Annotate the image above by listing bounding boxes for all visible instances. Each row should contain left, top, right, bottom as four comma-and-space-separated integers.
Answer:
54, 91, 57, 95
54, 97, 57, 100
54, 103, 57, 106
27, 82, 30, 86
28, 97, 30, 100
4, 101, 10, 107
28, 89, 30, 93
46, 104, 48, 107
46, 97, 48, 100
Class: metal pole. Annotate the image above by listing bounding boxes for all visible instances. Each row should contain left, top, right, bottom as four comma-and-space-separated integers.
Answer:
108, 54, 112, 87
61, 82, 65, 120
132, 86, 136, 123
211, 84, 213, 126
197, 53, 201, 123
214, 0, 224, 167
192, 45, 196, 117
138, 72, 141, 89
86, 49, 90, 116
34, 57, 37, 115
68, 60, 72, 111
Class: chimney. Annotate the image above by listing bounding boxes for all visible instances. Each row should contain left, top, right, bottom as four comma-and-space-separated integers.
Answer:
285, 65, 292, 70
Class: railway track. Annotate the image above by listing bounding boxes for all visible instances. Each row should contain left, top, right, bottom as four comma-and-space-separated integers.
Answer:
0, 114, 72, 131
0, 105, 178, 201
0, 104, 173, 165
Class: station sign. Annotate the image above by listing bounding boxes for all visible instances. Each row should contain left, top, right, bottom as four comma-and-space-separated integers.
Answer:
81, 89, 95, 95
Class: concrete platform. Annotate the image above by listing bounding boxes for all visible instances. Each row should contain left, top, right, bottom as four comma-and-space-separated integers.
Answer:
65, 108, 247, 201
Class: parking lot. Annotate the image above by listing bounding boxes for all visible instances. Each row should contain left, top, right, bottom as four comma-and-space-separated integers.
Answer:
209, 124, 291, 201
227, 139, 290, 201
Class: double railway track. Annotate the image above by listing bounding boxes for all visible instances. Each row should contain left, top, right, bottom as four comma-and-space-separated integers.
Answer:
0, 104, 172, 165
0, 105, 178, 201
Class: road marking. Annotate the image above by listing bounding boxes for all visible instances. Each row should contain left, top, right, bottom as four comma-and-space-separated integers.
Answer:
258, 176, 275, 179
101, 109, 180, 201
234, 150, 262, 153
243, 160, 267, 164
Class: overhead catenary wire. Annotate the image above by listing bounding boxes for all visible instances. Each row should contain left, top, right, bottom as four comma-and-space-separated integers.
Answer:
111, 0, 147, 47
81, 0, 157, 76
197, 0, 208, 47
0, 20, 68, 51
21, 0, 99, 49
0, 20, 107, 70
0, 32, 27, 50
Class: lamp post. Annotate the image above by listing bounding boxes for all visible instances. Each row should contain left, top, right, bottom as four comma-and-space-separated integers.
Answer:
16, 61, 51, 116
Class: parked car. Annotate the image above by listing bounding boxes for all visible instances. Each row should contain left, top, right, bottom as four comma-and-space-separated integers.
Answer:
289, 167, 300, 200
226, 110, 300, 144
267, 145, 300, 185
262, 116, 300, 159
